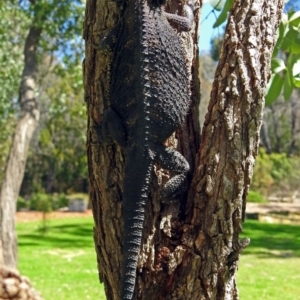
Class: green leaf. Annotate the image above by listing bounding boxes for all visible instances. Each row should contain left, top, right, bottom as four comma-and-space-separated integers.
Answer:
273, 21, 286, 57
289, 11, 300, 25
213, 0, 233, 28
283, 70, 294, 100
281, 28, 300, 54
207, 0, 226, 11
271, 58, 286, 74
283, 54, 298, 100
265, 74, 284, 106
292, 59, 300, 87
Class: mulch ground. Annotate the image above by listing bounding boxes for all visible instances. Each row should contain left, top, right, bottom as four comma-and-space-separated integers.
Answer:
15, 209, 93, 222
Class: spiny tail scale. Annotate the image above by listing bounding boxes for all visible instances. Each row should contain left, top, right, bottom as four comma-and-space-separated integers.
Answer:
121, 2, 154, 298
121, 148, 153, 299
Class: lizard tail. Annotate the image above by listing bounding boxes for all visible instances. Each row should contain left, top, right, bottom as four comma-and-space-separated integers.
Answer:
121, 147, 153, 299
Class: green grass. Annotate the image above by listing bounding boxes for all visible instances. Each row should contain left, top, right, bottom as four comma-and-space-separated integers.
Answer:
238, 220, 300, 300
17, 217, 106, 300
17, 218, 300, 299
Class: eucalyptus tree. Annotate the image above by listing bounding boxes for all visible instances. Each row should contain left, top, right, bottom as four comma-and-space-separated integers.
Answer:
84, 0, 284, 299
0, 0, 84, 268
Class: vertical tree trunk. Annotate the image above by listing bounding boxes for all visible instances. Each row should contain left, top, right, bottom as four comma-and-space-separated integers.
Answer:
84, 0, 283, 299
288, 94, 298, 156
270, 104, 282, 153
260, 122, 272, 153
0, 24, 42, 268
186, 1, 283, 296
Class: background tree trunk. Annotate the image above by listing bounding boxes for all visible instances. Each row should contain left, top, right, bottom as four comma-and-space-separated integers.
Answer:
0, 23, 41, 268
84, 0, 283, 299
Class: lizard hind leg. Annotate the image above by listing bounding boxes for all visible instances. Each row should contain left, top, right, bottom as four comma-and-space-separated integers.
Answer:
99, 108, 127, 148
95, 25, 120, 54
153, 144, 190, 201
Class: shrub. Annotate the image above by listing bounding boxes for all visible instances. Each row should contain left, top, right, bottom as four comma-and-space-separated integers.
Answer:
29, 193, 69, 211
247, 191, 267, 203
29, 193, 50, 211
49, 193, 69, 210
251, 148, 300, 197
251, 149, 274, 196
17, 196, 29, 211
56, 193, 69, 208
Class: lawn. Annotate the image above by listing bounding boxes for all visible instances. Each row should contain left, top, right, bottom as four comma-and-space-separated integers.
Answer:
17, 217, 300, 299
238, 220, 300, 300
17, 217, 106, 300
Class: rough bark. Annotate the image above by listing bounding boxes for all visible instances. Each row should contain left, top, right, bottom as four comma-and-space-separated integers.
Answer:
0, 23, 41, 268
84, 0, 283, 299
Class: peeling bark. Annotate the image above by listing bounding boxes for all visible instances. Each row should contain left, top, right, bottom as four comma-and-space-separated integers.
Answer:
84, 0, 283, 299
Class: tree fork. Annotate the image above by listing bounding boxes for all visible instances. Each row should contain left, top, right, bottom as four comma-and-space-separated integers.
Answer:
83, 0, 283, 299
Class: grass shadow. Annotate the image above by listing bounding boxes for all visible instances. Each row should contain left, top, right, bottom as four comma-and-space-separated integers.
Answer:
241, 220, 300, 258
17, 220, 95, 249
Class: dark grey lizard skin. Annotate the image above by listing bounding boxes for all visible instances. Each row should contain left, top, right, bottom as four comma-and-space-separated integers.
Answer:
97, 0, 194, 298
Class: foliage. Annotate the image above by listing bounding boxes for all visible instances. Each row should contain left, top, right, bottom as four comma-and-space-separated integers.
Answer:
17, 217, 106, 300
251, 148, 300, 196
211, 0, 233, 28
29, 193, 53, 233
0, 2, 30, 181
0, 1, 85, 192
203, 0, 226, 11
210, 32, 223, 61
206, 0, 300, 105
265, 10, 300, 105
246, 191, 267, 203
17, 196, 30, 211
23, 0, 84, 66
20, 62, 87, 196
29, 193, 52, 212
29, 193, 69, 211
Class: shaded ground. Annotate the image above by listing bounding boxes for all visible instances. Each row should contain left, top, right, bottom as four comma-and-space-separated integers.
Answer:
15, 209, 93, 222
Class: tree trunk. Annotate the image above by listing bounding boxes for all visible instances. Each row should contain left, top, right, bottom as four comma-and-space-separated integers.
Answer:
0, 23, 42, 268
288, 93, 299, 156
83, 0, 283, 299
270, 104, 282, 153
260, 122, 272, 153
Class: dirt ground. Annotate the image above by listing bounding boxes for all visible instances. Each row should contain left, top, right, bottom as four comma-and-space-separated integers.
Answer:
15, 203, 300, 223
246, 202, 300, 213
15, 209, 93, 222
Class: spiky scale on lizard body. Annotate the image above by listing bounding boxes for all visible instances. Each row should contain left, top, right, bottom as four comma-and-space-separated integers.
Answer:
97, 0, 195, 298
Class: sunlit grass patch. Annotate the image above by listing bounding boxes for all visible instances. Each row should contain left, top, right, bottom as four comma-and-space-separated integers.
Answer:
17, 217, 106, 300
